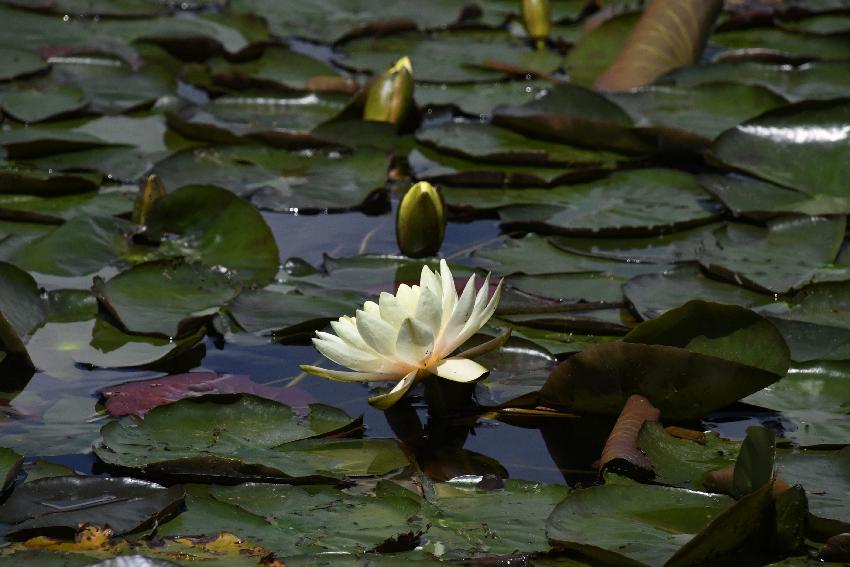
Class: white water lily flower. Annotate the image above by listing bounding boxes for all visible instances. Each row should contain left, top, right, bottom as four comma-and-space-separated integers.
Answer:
300, 259, 507, 409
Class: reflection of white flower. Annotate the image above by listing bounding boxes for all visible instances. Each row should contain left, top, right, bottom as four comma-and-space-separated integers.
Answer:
300, 259, 506, 409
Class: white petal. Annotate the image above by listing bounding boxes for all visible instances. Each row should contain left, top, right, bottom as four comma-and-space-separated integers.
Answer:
355, 309, 398, 356
419, 264, 442, 297
368, 369, 419, 409
396, 284, 419, 316
330, 318, 376, 354
299, 365, 399, 382
378, 292, 407, 328
312, 337, 383, 372
447, 275, 496, 353
362, 300, 380, 317
432, 357, 488, 382
438, 259, 457, 327
395, 317, 434, 364
435, 273, 477, 354
415, 285, 443, 336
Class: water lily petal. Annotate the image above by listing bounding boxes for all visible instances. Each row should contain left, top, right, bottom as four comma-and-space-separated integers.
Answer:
396, 283, 419, 316
368, 369, 419, 409
378, 292, 407, 328
419, 264, 442, 298
330, 317, 376, 354
395, 317, 434, 364
299, 365, 399, 382
432, 357, 488, 382
312, 336, 384, 372
355, 309, 398, 356
438, 259, 457, 326
362, 300, 381, 317
415, 285, 443, 336
437, 273, 477, 353
447, 275, 499, 353
454, 328, 511, 360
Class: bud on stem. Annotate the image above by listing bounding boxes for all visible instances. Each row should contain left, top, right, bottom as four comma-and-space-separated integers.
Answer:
363, 56, 414, 129
132, 174, 166, 226
522, 0, 550, 50
396, 181, 446, 258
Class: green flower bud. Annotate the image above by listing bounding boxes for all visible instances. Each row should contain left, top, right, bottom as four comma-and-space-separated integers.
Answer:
363, 56, 414, 129
396, 181, 446, 258
132, 174, 166, 225
522, 0, 551, 49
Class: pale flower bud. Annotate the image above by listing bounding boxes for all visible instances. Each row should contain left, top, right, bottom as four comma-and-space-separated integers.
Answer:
363, 56, 414, 129
522, 0, 551, 49
396, 181, 446, 259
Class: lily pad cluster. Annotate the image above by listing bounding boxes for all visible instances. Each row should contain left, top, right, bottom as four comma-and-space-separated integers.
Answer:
0, 0, 849, 564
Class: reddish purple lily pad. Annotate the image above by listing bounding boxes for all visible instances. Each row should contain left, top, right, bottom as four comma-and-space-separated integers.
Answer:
99, 372, 315, 417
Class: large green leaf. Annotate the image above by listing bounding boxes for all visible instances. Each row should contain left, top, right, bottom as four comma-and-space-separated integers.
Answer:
94, 394, 409, 483
93, 261, 238, 338
0, 476, 184, 539
0, 47, 47, 81
711, 99, 850, 199
711, 28, 850, 61
745, 361, 850, 447
699, 174, 850, 218
546, 474, 734, 567
336, 31, 563, 84
541, 301, 790, 420
415, 80, 549, 119
416, 121, 629, 167
697, 216, 846, 294
0, 261, 46, 341
472, 335, 558, 406
0, 86, 86, 124
660, 61, 850, 103
146, 184, 280, 285
563, 12, 639, 87
0, 446, 23, 495
778, 448, 850, 528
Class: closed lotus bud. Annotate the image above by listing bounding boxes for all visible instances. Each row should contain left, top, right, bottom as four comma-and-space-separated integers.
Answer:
363, 56, 414, 129
132, 174, 166, 225
522, 0, 550, 49
396, 181, 446, 258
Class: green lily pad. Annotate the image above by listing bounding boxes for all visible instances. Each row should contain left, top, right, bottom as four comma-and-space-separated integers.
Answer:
660, 61, 850, 103
777, 13, 850, 35
744, 361, 850, 447
498, 169, 719, 236
0, 128, 115, 160
608, 83, 786, 143
227, 285, 366, 340
492, 83, 653, 154
93, 261, 238, 338
0, 191, 132, 222
697, 216, 846, 294
158, 482, 422, 554
506, 272, 625, 304
637, 422, 739, 489
336, 31, 563, 84
541, 301, 790, 420
0, 47, 47, 81
551, 224, 722, 265
145, 184, 280, 285
152, 145, 389, 211
0, 86, 86, 123
415, 121, 630, 167
624, 265, 774, 321
23, 460, 77, 483
409, 146, 596, 188
94, 394, 409, 483
421, 479, 568, 559
486, 319, 619, 357
0, 261, 46, 341
472, 335, 558, 406
0, 162, 101, 195
208, 45, 352, 92
711, 99, 850, 199
12, 215, 132, 280
699, 174, 850, 218
778, 448, 850, 528
415, 80, 549, 119
27, 318, 205, 379
0, 476, 184, 539
0, 446, 23, 494
711, 28, 850, 61
546, 474, 735, 567
0, 0, 165, 17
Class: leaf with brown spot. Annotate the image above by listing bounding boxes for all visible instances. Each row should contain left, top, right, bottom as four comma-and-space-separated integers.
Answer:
599, 394, 659, 481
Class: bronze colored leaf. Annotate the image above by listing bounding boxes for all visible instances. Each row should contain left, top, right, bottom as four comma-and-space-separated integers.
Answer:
599, 394, 660, 481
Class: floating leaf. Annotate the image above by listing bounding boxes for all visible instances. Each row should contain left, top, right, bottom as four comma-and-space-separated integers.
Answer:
697, 216, 846, 294
599, 395, 659, 481
0, 163, 101, 196
711, 27, 850, 61
146, 184, 280, 285
0, 86, 86, 124
0, 446, 23, 494
778, 448, 850, 530
94, 394, 408, 483
563, 12, 639, 87
546, 474, 734, 567
541, 301, 790, 420
0, 476, 184, 539
93, 261, 238, 338
732, 426, 777, 498
0, 47, 47, 81
472, 334, 558, 406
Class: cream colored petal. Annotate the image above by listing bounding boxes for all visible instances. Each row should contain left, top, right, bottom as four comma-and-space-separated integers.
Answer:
438, 259, 457, 326
419, 264, 442, 298
368, 369, 419, 409
415, 285, 443, 336
362, 300, 380, 317
432, 357, 488, 382
395, 317, 434, 365
396, 283, 419, 316
330, 319, 375, 354
355, 309, 398, 356
435, 273, 477, 354
312, 337, 384, 372
454, 328, 511, 360
299, 365, 399, 382
378, 292, 407, 328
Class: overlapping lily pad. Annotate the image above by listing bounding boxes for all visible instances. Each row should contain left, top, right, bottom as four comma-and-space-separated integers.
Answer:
94, 394, 409, 483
